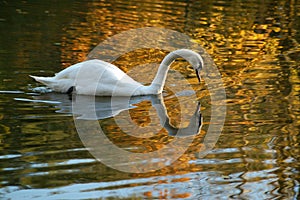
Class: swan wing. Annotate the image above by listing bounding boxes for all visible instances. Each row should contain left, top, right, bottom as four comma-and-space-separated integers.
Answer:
54, 59, 125, 80
31, 59, 143, 95
74, 60, 143, 96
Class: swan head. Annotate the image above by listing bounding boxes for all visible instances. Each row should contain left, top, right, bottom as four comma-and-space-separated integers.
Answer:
149, 49, 204, 93
192, 54, 203, 82
172, 49, 203, 82
189, 54, 203, 82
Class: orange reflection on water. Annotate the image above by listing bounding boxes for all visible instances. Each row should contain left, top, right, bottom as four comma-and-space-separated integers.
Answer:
15, 0, 300, 198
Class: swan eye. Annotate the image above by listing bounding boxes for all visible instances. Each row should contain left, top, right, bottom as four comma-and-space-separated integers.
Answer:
197, 63, 202, 70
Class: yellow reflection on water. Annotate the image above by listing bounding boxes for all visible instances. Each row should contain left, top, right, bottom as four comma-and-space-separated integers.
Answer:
56, 0, 299, 165
2, 0, 300, 198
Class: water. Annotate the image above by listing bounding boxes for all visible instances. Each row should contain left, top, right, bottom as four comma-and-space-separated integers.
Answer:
1, 0, 300, 199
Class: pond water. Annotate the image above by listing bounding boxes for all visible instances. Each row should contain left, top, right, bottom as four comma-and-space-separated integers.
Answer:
1, 0, 300, 199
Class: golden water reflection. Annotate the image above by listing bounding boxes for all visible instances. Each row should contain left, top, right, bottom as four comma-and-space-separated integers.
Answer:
0, 0, 300, 199
59, 0, 300, 198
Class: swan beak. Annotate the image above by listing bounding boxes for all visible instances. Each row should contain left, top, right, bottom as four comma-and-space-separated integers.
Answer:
195, 69, 201, 82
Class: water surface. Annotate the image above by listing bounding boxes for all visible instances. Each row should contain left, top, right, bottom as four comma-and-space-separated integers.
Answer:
1, 0, 300, 199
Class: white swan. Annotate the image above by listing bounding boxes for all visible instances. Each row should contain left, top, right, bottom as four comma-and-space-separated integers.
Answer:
30, 49, 203, 96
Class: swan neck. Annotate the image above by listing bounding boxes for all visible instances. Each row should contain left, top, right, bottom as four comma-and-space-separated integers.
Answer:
149, 52, 180, 93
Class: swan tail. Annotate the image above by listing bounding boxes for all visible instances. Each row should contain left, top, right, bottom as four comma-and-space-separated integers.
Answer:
29, 75, 55, 86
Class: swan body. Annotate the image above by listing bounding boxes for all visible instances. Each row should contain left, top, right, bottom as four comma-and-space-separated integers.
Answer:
30, 49, 203, 96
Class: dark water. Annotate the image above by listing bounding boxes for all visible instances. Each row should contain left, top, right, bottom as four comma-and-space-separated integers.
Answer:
1, 0, 300, 199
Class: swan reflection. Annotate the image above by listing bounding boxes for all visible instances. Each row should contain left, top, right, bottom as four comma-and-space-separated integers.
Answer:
33, 93, 202, 137
27, 92, 206, 172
